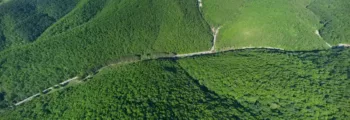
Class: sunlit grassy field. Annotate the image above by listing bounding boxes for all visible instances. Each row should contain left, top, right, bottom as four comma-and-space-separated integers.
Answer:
202, 0, 331, 50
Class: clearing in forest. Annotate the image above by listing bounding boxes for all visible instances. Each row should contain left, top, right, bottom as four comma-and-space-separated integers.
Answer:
202, 0, 331, 50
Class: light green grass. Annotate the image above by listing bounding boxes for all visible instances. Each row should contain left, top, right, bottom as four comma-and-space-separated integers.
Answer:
202, 0, 330, 50
201, 0, 244, 26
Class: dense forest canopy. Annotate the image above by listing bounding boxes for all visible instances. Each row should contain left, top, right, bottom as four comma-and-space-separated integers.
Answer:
0, 48, 349, 119
0, 0, 211, 107
179, 48, 350, 119
308, 0, 350, 45
0, 0, 79, 50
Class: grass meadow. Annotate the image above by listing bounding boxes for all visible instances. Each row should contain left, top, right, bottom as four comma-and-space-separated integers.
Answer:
202, 0, 331, 50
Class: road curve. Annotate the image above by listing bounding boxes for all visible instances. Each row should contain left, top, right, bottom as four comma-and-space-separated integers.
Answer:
14, 77, 79, 106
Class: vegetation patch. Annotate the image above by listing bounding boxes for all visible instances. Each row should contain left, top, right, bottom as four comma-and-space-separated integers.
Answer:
179, 48, 350, 119
0, 0, 79, 50
2, 48, 349, 119
202, 0, 331, 50
0, 0, 349, 119
308, 0, 350, 45
0, 0, 211, 107
0, 60, 254, 119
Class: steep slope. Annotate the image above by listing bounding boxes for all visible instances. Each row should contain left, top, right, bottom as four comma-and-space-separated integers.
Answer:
308, 0, 350, 45
36, 0, 108, 39
1, 48, 349, 119
202, 0, 330, 50
179, 48, 350, 119
0, 0, 211, 107
0, 60, 254, 119
0, 0, 79, 50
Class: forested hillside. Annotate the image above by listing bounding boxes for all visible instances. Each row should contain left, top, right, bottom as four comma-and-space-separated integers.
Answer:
308, 0, 350, 45
179, 48, 350, 119
0, 0, 212, 108
0, 60, 256, 119
0, 0, 79, 50
1, 48, 349, 119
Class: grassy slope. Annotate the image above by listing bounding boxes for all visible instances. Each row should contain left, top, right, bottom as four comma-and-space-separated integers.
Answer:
0, 0, 79, 50
0, 0, 211, 105
179, 48, 350, 119
0, 60, 254, 119
308, 0, 350, 45
202, 0, 330, 50
201, 0, 244, 27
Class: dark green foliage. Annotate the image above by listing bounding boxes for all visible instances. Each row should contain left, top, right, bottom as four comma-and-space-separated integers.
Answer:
0, 0, 211, 108
0, 61, 254, 119
308, 0, 350, 45
0, 0, 79, 50
37, 0, 108, 38
179, 48, 350, 119
1, 48, 349, 119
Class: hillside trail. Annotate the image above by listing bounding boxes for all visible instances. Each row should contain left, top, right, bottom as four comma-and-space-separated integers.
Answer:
316, 30, 332, 47
315, 30, 350, 48
210, 27, 221, 52
14, 77, 79, 106
16, 24, 281, 106
12, 0, 288, 107
337, 44, 350, 47
175, 26, 221, 57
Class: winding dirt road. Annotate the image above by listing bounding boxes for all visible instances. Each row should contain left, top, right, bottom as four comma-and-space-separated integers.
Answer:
15, 77, 79, 106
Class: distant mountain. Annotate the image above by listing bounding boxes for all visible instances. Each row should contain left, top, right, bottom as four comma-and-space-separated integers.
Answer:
0, 0, 79, 50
